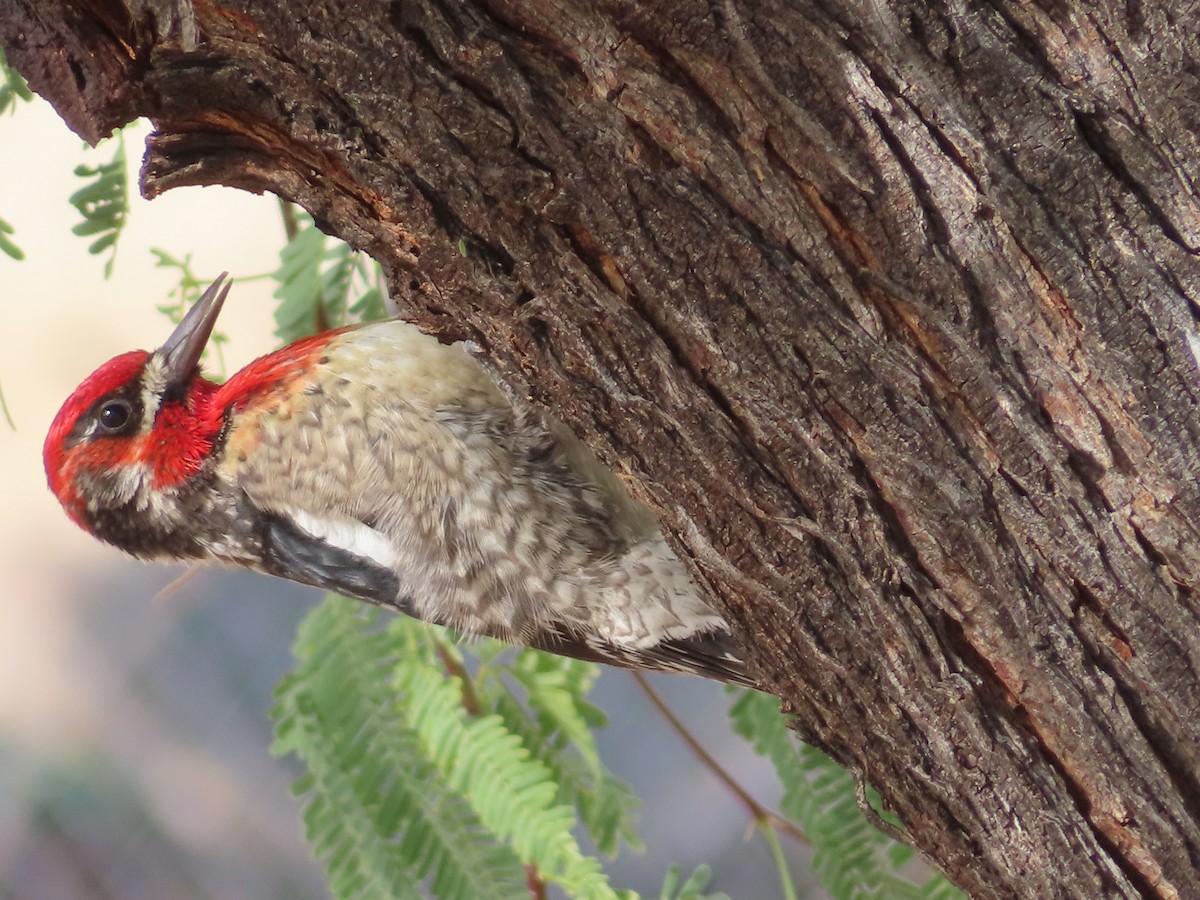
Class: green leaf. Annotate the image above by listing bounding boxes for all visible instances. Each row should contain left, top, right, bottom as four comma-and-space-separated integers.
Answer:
508, 650, 608, 772
0, 47, 32, 116
87, 232, 118, 254
727, 691, 965, 900
149, 248, 230, 372
0, 215, 24, 260
386, 618, 625, 899
478, 651, 642, 857
68, 134, 127, 277
272, 597, 530, 900
349, 285, 386, 321
657, 864, 730, 900
272, 206, 388, 342
273, 216, 327, 340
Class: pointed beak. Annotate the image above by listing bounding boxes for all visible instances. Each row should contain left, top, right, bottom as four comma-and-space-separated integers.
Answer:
159, 273, 231, 386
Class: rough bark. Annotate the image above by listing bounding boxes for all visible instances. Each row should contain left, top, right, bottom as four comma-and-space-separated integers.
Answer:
5, 1, 1200, 896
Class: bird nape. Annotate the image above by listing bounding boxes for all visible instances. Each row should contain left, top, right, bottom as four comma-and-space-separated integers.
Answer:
44, 273, 754, 688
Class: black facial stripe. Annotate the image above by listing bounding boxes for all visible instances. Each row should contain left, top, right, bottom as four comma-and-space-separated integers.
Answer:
64, 380, 145, 450
161, 365, 200, 406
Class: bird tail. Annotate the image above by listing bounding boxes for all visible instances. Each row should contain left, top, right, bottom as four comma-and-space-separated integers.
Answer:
530, 623, 758, 689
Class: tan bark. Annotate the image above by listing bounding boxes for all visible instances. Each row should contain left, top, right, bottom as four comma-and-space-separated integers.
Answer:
5, 1, 1200, 896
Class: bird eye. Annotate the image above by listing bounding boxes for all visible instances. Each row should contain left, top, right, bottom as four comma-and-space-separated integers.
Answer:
97, 399, 133, 433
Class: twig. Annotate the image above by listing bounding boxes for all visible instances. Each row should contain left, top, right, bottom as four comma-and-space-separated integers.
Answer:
632, 672, 810, 845
434, 641, 483, 716
151, 564, 203, 605
525, 863, 548, 900
760, 821, 800, 900
278, 197, 300, 241
853, 768, 908, 845
0, 379, 15, 429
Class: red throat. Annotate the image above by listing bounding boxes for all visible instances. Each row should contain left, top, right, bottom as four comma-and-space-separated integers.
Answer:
143, 378, 223, 489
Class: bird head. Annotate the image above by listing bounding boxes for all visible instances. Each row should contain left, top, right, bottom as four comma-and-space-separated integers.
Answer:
44, 274, 231, 535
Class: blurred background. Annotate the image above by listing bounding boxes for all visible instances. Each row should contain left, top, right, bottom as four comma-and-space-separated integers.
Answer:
0, 97, 822, 899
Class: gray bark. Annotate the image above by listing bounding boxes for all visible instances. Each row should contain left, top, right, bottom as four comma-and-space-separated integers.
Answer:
4, 1, 1200, 896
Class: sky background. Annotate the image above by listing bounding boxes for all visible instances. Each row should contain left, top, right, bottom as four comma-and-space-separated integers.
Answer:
0, 96, 822, 898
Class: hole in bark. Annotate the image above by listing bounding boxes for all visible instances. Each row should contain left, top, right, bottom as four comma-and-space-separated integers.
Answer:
1130, 523, 1169, 568
526, 316, 549, 345
68, 58, 86, 91
1064, 447, 1113, 513
387, 0, 406, 31
998, 467, 1029, 499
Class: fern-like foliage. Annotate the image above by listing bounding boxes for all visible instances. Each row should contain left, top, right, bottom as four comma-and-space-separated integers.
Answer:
728, 690, 964, 900
272, 596, 531, 900
272, 208, 386, 340
274, 596, 682, 899
476, 647, 643, 858
0, 46, 31, 116
273, 595, 742, 900
389, 634, 625, 898
657, 865, 729, 900
149, 248, 231, 371
69, 133, 128, 277
0, 47, 32, 261
0, 214, 22, 261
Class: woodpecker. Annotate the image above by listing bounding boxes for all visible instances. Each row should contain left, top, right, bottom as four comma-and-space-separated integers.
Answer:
44, 274, 753, 687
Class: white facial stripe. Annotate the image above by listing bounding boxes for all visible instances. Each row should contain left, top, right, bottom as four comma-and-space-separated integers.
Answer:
83, 461, 150, 511
138, 355, 170, 436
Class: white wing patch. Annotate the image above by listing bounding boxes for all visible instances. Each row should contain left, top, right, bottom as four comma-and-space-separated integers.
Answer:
286, 508, 399, 570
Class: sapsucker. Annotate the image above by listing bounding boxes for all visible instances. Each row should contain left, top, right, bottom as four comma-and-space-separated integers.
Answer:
44, 275, 753, 686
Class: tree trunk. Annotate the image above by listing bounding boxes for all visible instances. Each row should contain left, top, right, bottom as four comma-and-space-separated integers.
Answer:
5, 1, 1200, 896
